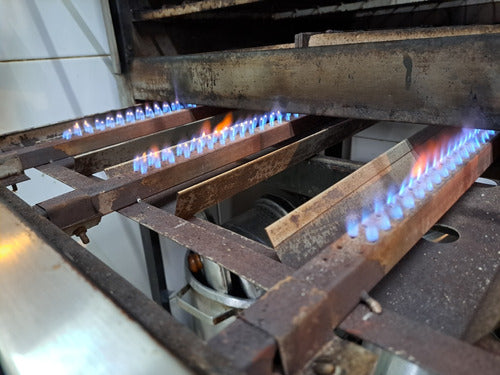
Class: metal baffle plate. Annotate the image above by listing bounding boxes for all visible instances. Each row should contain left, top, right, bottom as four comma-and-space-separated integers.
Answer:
371, 180, 500, 340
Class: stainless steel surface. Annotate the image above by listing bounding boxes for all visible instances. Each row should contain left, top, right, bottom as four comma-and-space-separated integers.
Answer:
171, 285, 237, 325
202, 257, 232, 293
187, 264, 255, 310
0, 202, 192, 375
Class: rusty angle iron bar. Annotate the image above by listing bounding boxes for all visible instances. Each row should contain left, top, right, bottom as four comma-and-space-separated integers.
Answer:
131, 30, 500, 129
298, 24, 500, 47
133, 0, 262, 21
233, 133, 498, 374
340, 305, 500, 375
175, 118, 374, 219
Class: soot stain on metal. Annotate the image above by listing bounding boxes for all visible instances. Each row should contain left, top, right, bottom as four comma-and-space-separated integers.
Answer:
403, 54, 413, 90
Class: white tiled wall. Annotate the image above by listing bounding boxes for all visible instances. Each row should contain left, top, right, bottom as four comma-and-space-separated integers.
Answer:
0, 0, 111, 60
0, 57, 123, 133
1, 0, 151, 298
351, 121, 427, 162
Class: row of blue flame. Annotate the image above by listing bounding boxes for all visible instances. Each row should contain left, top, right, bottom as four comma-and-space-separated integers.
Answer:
346, 128, 496, 243
133, 111, 300, 174
61, 101, 195, 140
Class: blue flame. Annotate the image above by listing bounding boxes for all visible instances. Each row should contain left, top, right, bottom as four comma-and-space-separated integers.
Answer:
135, 108, 145, 121
126, 110, 135, 123
413, 183, 425, 199
346, 215, 359, 238
259, 115, 267, 131
365, 224, 379, 243
106, 116, 115, 128
344, 128, 496, 243
62, 129, 72, 140
269, 112, 276, 127
115, 113, 125, 126
189, 137, 196, 152
207, 135, 215, 150
220, 128, 228, 145
196, 138, 204, 154
83, 121, 94, 134
401, 194, 415, 210
95, 119, 105, 131
61, 100, 198, 142
176, 144, 183, 157
133, 157, 140, 172
239, 122, 247, 138
430, 170, 442, 184
153, 103, 163, 116
145, 105, 155, 118
439, 165, 449, 178
249, 117, 257, 134
424, 178, 433, 192
389, 204, 404, 220
183, 142, 191, 158
72, 124, 82, 137
230, 126, 237, 141
378, 212, 391, 231
132, 109, 304, 174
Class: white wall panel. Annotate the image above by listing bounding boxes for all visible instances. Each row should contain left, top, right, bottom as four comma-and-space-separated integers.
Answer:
355, 121, 426, 142
0, 0, 110, 61
350, 121, 427, 162
0, 56, 121, 133
1, 1, 150, 301
351, 137, 397, 163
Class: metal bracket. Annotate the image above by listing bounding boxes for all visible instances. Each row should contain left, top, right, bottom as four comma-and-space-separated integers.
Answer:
170, 284, 238, 325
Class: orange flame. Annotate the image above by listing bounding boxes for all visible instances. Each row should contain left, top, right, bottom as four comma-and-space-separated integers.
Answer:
148, 145, 160, 157
200, 120, 212, 135
214, 112, 233, 133
411, 133, 452, 178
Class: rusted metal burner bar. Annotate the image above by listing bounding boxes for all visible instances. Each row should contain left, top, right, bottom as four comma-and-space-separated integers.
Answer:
190, 217, 279, 261
0, 106, 224, 179
133, 0, 262, 21
73, 110, 233, 175
119, 202, 292, 290
297, 24, 500, 47
239, 134, 497, 374
267, 126, 442, 266
37, 162, 103, 190
340, 305, 500, 375
175, 118, 374, 219
37, 116, 322, 231
131, 30, 499, 128
0, 103, 145, 150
